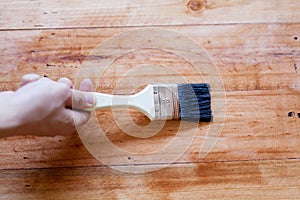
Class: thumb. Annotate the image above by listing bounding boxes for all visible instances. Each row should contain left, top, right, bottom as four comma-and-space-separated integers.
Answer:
70, 78, 96, 109
71, 90, 96, 109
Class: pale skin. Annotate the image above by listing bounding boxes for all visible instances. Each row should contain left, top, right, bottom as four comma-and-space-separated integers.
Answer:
0, 74, 96, 138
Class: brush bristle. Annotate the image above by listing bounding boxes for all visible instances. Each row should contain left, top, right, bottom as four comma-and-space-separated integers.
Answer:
178, 83, 212, 122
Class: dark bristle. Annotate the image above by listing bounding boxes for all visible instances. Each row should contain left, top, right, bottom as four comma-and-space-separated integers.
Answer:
178, 83, 212, 122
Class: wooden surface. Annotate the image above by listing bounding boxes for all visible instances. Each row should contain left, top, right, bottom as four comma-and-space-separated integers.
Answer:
0, 0, 300, 199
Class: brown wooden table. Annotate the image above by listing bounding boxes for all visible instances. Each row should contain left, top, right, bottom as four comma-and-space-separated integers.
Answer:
1, 0, 300, 199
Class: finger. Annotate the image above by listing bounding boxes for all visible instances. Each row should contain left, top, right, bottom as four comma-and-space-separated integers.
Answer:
19, 78, 73, 122
79, 78, 93, 92
57, 77, 74, 108
71, 109, 91, 127
0, 91, 14, 96
68, 89, 96, 109
53, 108, 89, 136
57, 78, 74, 89
34, 77, 72, 109
65, 78, 95, 109
19, 73, 41, 87
61, 108, 90, 128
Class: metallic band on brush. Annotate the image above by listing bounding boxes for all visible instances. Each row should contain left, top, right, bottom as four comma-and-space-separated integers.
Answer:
153, 84, 180, 120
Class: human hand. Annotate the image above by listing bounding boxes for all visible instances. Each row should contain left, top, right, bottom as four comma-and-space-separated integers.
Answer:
0, 74, 95, 137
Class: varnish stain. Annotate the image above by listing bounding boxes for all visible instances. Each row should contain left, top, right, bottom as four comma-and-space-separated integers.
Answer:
195, 161, 263, 185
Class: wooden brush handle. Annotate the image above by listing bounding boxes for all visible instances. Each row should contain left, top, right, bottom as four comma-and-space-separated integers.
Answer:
90, 85, 156, 120
93, 92, 131, 109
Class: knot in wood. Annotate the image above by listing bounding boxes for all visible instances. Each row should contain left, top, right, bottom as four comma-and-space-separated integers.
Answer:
187, 0, 206, 12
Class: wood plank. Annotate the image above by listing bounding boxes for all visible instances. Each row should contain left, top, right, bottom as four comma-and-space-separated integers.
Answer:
0, 24, 299, 169
0, 90, 299, 169
0, 159, 300, 199
0, 23, 299, 91
0, 0, 299, 30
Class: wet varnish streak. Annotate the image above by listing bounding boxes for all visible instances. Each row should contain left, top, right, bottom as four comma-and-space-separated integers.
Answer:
0, 0, 300, 199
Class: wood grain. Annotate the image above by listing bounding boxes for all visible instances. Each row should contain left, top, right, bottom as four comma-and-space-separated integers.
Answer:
0, 0, 299, 30
0, 0, 300, 199
0, 89, 299, 170
0, 24, 299, 169
1, 159, 300, 199
0, 24, 299, 91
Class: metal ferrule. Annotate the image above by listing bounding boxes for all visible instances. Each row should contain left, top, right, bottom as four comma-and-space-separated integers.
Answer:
152, 84, 180, 120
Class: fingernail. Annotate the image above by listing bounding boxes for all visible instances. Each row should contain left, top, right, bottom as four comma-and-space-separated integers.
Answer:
86, 93, 96, 107
23, 73, 41, 81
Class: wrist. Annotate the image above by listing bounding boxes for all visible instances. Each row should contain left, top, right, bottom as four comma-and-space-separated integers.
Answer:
0, 92, 24, 135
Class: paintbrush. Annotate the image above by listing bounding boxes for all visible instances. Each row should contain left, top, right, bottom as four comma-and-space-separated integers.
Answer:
86, 83, 212, 122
